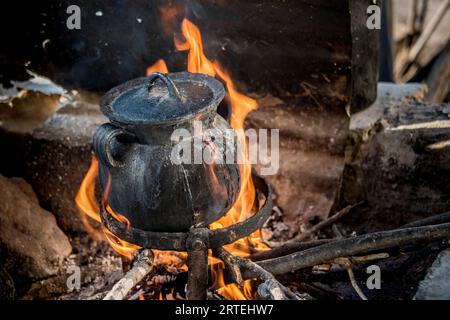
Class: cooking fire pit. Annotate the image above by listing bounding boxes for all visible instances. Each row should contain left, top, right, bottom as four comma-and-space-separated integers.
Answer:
3, 1, 450, 302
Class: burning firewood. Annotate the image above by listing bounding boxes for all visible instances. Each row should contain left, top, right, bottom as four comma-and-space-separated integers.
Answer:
216, 248, 299, 300
103, 249, 154, 300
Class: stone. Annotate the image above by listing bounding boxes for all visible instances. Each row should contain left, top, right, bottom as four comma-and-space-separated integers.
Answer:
415, 249, 450, 300
0, 175, 72, 280
0, 86, 61, 177
25, 100, 107, 232
338, 83, 450, 232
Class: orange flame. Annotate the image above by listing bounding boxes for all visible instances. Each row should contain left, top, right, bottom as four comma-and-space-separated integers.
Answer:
75, 158, 189, 265
175, 19, 216, 77
146, 59, 169, 76
75, 156, 100, 223
76, 17, 268, 300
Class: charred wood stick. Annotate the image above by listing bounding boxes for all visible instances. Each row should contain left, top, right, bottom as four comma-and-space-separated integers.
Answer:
219, 248, 299, 300
103, 249, 154, 300
215, 247, 244, 286
402, 211, 450, 228
277, 240, 447, 285
250, 239, 332, 262
252, 211, 450, 262
247, 223, 450, 277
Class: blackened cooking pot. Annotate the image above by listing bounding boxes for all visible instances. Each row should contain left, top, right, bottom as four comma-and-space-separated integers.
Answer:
93, 72, 240, 232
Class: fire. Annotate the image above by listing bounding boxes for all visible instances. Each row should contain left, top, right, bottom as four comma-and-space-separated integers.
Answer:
76, 17, 268, 300
146, 59, 168, 76
174, 19, 216, 77
75, 157, 190, 267
75, 156, 100, 224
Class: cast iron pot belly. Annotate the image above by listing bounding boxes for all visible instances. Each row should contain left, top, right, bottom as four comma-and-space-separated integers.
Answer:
93, 72, 240, 232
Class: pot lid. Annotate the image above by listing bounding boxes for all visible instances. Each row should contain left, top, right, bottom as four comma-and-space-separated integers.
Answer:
100, 72, 225, 125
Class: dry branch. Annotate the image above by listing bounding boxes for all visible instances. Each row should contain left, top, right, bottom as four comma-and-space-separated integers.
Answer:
346, 253, 388, 299
349, 253, 389, 263
215, 248, 244, 286
103, 249, 154, 300
252, 212, 450, 262
328, 254, 387, 300
219, 248, 299, 300
332, 257, 367, 300
402, 211, 450, 228
250, 239, 332, 261
246, 223, 450, 277
287, 202, 362, 244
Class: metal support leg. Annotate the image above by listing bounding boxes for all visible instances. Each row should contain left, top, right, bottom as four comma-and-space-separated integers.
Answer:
186, 227, 209, 300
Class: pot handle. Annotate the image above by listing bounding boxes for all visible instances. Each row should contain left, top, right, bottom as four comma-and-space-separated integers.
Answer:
93, 123, 134, 168
147, 72, 184, 102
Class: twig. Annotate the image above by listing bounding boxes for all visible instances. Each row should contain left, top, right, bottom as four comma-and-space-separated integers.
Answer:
333, 258, 367, 300
317, 252, 389, 270
252, 212, 450, 262
300, 81, 322, 109
333, 256, 389, 300
215, 248, 244, 286
311, 253, 389, 277
288, 202, 363, 243
103, 249, 154, 300
268, 202, 362, 249
250, 239, 332, 261
332, 224, 344, 238
245, 223, 450, 277
350, 253, 389, 264
219, 248, 299, 300
402, 211, 450, 228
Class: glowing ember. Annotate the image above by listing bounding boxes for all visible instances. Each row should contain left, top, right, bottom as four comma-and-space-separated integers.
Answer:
76, 17, 268, 300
